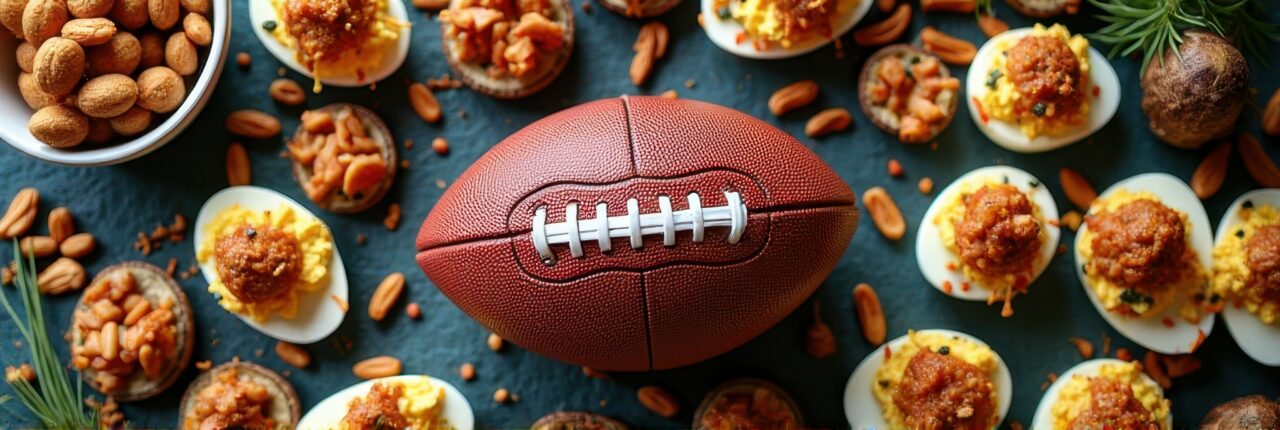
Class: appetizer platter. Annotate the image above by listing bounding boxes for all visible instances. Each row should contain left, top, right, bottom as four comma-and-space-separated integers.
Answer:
0, 0, 1278, 427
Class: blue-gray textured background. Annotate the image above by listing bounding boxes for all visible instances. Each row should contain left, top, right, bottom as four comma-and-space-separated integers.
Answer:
3, 0, 1280, 427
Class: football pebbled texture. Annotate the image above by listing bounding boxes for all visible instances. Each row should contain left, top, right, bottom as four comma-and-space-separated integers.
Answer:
416, 96, 859, 371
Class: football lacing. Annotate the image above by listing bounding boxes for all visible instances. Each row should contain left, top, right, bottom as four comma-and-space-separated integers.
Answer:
532, 191, 747, 265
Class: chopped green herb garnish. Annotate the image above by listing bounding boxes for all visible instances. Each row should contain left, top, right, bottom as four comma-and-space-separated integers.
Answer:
1031, 102, 1047, 116
1029, 179, 1040, 188
1243, 200, 1255, 209
717, 6, 731, 19
986, 70, 1002, 88
938, 346, 951, 355
262, 20, 277, 31
1120, 288, 1153, 305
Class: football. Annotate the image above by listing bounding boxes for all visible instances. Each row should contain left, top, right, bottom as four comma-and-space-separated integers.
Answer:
416, 96, 859, 371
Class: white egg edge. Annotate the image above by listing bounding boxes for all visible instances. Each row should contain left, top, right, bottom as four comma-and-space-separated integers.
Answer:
842, 329, 1013, 430
1073, 173, 1215, 354
193, 185, 349, 345
1213, 189, 1280, 366
965, 27, 1121, 154
700, 0, 872, 59
297, 375, 475, 430
1029, 358, 1172, 430
247, 0, 411, 87
916, 165, 1061, 301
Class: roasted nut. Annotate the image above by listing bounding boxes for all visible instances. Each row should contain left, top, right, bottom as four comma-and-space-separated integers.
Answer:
226, 142, 250, 186
225, 110, 281, 138
177, 0, 204, 13
19, 236, 57, 257
0, 0, 25, 37
408, 83, 441, 123
352, 356, 402, 379
180, 12, 209, 46
630, 22, 662, 86
109, 105, 150, 136
274, 342, 311, 369
1191, 141, 1230, 199
16, 41, 37, 73
136, 31, 163, 69
487, 332, 503, 352
341, 154, 387, 197
268, 78, 305, 106
368, 272, 405, 321
77, 73, 137, 118
86, 117, 113, 143
29, 104, 89, 148
59, 232, 96, 258
768, 80, 819, 116
862, 186, 905, 240
805, 108, 852, 137
636, 386, 679, 418
1264, 88, 1280, 137
805, 301, 836, 358
60, 17, 114, 45
33, 37, 85, 96
1239, 132, 1280, 187
921, 26, 977, 65
135, 66, 184, 113
109, 0, 147, 30
86, 31, 140, 76
22, 0, 68, 45
48, 207, 73, 243
1059, 168, 1097, 209
163, 31, 196, 75
67, 0, 113, 18
145, 0, 175, 29
853, 283, 886, 345
854, 3, 910, 46
18, 72, 59, 110
37, 257, 86, 294
0, 188, 38, 240
977, 13, 1008, 38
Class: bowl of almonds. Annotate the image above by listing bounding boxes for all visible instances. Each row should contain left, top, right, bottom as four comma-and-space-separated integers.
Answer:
0, 0, 228, 165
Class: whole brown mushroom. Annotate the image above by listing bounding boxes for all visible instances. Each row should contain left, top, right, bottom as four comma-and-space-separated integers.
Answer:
1140, 31, 1249, 149
1201, 395, 1280, 430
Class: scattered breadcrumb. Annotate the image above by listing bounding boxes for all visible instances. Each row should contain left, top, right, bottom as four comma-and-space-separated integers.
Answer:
1068, 337, 1094, 359
356, 233, 367, 245
494, 388, 511, 404
400, 159, 410, 169
432, 137, 449, 155
165, 258, 177, 278
887, 159, 904, 177
684, 79, 696, 88
660, 90, 678, 99
487, 332, 504, 352
460, 362, 475, 381
254, 348, 264, 358
426, 74, 464, 90
436, 179, 447, 189
195, 360, 212, 370
236, 52, 251, 67
581, 1, 590, 12
918, 177, 934, 195
384, 203, 401, 231
404, 139, 414, 150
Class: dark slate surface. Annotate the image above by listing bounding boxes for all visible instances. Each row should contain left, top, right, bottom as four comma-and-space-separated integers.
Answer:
2, 0, 1279, 427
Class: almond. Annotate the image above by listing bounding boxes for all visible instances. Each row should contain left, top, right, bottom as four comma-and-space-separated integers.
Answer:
408, 83, 441, 123
18, 72, 58, 110
0, 0, 25, 37
60, 17, 114, 45
226, 142, 250, 186
29, 104, 89, 148
16, 41, 37, 73
67, 0, 113, 18
854, 3, 910, 47
274, 342, 311, 369
137, 31, 163, 69
145, 0, 175, 29
862, 186, 905, 240
48, 207, 73, 243
352, 356, 402, 379
163, 31, 196, 75
37, 257, 85, 295
19, 236, 57, 257
109, 105, 150, 136
805, 108, 852, 137
181, 12, 210, 46
1238, 132, 1280, 187
77, 73, 137, 118
768, 80, 819, 116
177, 0, 206, 13
853, 283, 886, 345
135, 66, 184, 113
1191, 140, 1230, 199
630, 24, 656, 86
32, 36, 84, 96
86, 117, 114, 144
109, 0, 147, 29
22, 0, 68, 46
367, 272, 404, 321
59, 232, 95, 258
1264, 87, 1280, 137
1059, 168, 1097, 210
225, 110, 281, 138
86, 32, 140, 76
269, 78, 305, 106
636, 386, 679, 418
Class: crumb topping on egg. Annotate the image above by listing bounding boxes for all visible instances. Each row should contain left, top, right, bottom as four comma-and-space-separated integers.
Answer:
1212, 202, 1280, 324
872, 331, 999, 430
1049, 362, 1170, 430
721, 0, 857, 49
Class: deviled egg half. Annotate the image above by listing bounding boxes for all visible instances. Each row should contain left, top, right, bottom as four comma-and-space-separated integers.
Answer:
917, 166, 1060, 316
249, 0, 410, 89
967, 24, 1120, 153
194, 185, 349, 344
299, 375, 474, 430
1212, 189, 1280, 366
1031, 358, 1172, 429
701, 0, 871, 59
843, 329, 1012, 430
1074, 173, 1215, 354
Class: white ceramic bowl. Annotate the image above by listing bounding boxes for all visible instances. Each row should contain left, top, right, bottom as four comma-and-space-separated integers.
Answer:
0, 0, 231, 166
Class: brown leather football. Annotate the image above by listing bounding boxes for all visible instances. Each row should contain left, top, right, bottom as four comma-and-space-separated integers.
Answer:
415, 96, 859, 371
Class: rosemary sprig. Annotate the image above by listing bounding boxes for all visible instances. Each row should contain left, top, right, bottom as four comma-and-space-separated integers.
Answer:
1088, 0, 1280, 72
0, 240, 98, 429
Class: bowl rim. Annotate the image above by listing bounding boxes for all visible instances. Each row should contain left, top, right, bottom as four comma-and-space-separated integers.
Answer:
0, 0, 231, 166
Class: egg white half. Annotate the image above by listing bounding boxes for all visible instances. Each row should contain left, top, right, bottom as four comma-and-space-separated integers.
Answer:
193, 186, 349, 344
966, 27, 1121, 153
1073, 173, 1215, 354
248, 0, 410, 87
700, 0, 871, 59
1214, 189, 1280, 366
298, 375, 474, 430
842, 329, 1012, 430
1030, 358, 1172, 430
916, 165, 1060, 301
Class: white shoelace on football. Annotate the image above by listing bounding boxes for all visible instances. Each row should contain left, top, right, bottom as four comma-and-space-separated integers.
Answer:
532, 191, 747, 265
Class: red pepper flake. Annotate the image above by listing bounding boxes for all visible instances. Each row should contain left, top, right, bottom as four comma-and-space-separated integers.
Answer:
1115, 347, 1133, 362
1101, 332, 1111, 356
1092, 86, 1100, 98
942, 281, 954, 294
735, 31, 749, 44
884, 345, 892, 360
1190, 329, 1206, 353
960, 282, 971, 292
1047, 219, 1060, 227
972, 96, 989, 124
1009, 421, 1024, 430
1161, 317, 1175, 328
1068, 337, 1095, 359
945, 262, 958, 271
1056, 244, 1067, 255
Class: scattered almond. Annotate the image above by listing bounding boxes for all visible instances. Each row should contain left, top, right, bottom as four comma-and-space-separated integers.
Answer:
977, 13, 1008, 38
805, 301, 836, 358
226, 143, 250, 186
225, 110, 281, 138
1238, 132, 1280, 187
408, 83, 442, 123
194, 360, 212, 370
1142, 351, 1172, 389
1115, 347, 1132, 362
61, 18, 116, 46
47, 207, 73, 244
1191, 140, 1230, 199
862, 186, 905, 240
268, 78, 305, 106
60, 233, 96, 258
1160, 354, 1201, 378
853, 283, 886, 345
853, 4, 910, 47
636, 386, 679, 418
805, 108, 852, 137
37, 257, 86, 295
1059, 168, 1097, 210
768, 80, 818, 116
0, 188, 39, 240
275, 342, 311, 369
920, 26, 976, 65
368, 272, 405, 322
19, 236, 57, 258
352, 355, 402, 379
331, 294, 349, 312
1264, 87, 1280, 137
1068, 337, 1094, 359
383, 203, 401, 231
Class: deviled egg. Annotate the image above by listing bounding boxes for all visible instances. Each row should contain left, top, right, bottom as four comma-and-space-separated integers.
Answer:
299, 375, 474, 430
1074, 173, 1215, 354
843, 329, 1012, 430
1031, 358, 1172, 429
701, 0, 871, 59
967, 24, 1120, 153
249, 0, 410, 89
917, 166, 1060, 316
1212, 189, 1280, 366
194, 185, 349, 344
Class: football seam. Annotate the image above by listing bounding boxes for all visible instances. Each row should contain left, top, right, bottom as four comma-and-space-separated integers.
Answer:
620, 95, 655, 370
